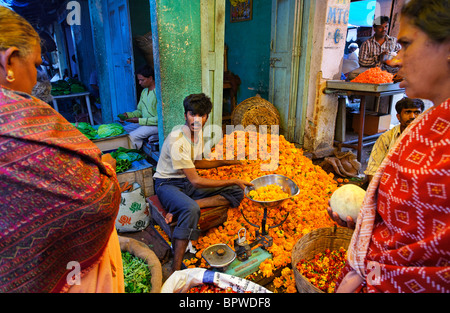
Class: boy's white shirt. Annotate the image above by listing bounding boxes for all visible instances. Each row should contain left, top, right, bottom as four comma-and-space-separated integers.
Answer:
154, 125, 204, 179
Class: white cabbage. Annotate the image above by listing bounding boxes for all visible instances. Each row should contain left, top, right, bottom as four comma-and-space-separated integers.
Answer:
330, 184, 366, 222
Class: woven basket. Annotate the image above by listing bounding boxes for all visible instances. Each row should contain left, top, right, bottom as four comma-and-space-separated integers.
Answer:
291, 226, 354, 293
119, 236, 163, 293
231, 95, 280, 130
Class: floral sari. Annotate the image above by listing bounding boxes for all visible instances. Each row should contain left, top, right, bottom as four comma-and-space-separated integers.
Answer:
0, 86, 121, 292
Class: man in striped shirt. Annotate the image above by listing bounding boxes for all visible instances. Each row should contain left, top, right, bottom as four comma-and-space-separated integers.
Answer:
358, 16, 402, 73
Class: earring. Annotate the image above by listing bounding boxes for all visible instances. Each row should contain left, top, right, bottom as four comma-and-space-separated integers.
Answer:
6, 70, 15, 83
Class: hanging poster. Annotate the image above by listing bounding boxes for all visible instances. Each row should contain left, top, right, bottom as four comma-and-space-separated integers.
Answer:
230, 0, 252, 23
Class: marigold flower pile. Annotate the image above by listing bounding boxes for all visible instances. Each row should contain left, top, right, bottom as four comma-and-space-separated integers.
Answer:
187, 130, 338, 293
248, 184, 290, 202
350, 67, 393, 84
296, 247, 347, 293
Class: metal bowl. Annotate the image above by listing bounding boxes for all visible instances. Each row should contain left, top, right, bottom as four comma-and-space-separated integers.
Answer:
244, 174, 300, 207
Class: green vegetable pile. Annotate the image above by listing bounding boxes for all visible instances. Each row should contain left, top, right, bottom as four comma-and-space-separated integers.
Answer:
97, 123, 125, 138
72, 123, 125, 140
111, 147, 146, 173
116, 159, 132, 173
72, 122, 97, 139
122, 251, 152, 293
51, 79, 86, 96
111, 147, 145, 163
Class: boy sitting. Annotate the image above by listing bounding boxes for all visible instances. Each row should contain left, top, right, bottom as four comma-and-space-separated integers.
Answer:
153, 93, 252, 273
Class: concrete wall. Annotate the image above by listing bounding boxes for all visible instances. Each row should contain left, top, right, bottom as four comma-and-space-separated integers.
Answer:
303, 0, 350, 158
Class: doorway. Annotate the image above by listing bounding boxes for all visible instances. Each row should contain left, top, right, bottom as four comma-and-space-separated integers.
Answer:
224, 0, 312, 145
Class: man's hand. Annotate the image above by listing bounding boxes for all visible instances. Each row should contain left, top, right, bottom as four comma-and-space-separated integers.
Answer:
126, 117, 139, 123
326, 201, 356, 229
379, 51, 389, 63
232, 178, 253, 190
118, 113, 128, 121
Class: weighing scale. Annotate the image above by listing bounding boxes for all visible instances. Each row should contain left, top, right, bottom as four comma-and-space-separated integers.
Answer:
202, 174, 299, 277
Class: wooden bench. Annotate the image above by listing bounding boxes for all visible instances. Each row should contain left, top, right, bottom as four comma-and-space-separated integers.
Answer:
147, 195, 229, 239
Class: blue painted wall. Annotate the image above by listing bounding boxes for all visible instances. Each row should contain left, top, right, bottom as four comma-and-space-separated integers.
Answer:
225, 0, 272, 104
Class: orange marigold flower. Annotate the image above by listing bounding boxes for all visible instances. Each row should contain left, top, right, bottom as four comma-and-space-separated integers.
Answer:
191, 131, 336, 291
350, 67, 393, 84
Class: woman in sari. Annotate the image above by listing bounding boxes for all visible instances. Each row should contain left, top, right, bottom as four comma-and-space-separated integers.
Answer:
0, 6, 124, 292
329, 0, 450, 293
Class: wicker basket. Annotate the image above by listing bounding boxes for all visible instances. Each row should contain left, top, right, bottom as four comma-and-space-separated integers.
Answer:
231, 95, 280, 130
119, 236, 163, 293
291, 226, 354, 293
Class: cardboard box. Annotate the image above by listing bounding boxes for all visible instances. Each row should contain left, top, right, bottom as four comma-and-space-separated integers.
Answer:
352, 113, 391, 136
92, 134, 130, 152
117, 162, 154, 197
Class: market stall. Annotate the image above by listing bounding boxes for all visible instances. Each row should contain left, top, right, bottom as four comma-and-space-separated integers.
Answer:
324, 70, 405, 162
148, 130, 343, 293
52, 92, 94, 125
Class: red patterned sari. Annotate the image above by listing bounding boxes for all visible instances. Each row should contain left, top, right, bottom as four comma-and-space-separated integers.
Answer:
337, 99, 450, 293
0, 86, 121, 292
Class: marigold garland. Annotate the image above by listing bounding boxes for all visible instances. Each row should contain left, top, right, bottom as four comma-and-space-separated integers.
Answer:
188, 131, 337, 293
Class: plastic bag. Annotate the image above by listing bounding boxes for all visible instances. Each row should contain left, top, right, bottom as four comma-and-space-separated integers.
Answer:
161, 268, 271, 293
115, 182, 150, 232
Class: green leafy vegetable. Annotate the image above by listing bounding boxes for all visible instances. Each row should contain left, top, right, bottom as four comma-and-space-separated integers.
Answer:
97, 123, 124, 138
73, 122, 97, 139
51, 79, 86, 96
122, 252, 152, 293
114, 152, 132, 162
116, 159, 132, 173
111, 147, 145, 163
